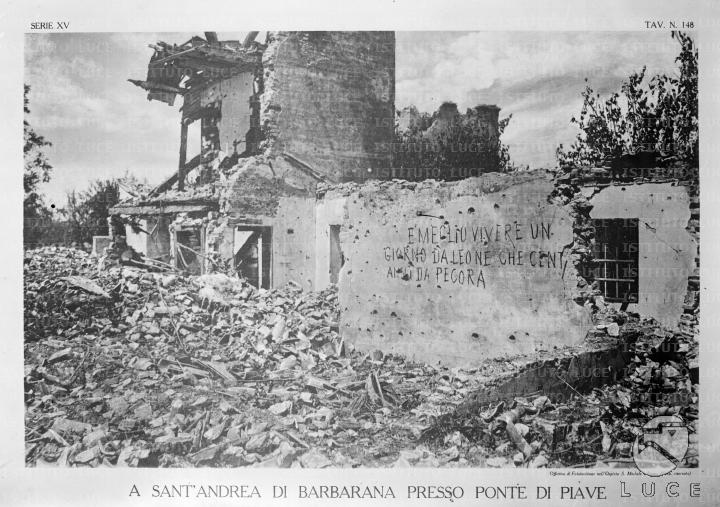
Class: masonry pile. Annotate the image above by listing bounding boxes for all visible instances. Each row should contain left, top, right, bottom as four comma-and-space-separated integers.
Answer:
24, 247, 697, 468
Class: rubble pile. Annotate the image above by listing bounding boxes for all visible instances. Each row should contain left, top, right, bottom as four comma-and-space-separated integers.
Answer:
24, 247, 698, 468
422, 307, 699, 468
24, 247, 459, 467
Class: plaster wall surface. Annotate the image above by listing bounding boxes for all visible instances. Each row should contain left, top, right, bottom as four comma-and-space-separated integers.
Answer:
588, 183, 695, 328
329, 173, 592, 366
216, 197, 317, 291
211, 225, 235, 262
146, 216, 172, 260
271, 197, 317, 291
201, 73, 255, 155
124, 217, 172, 260
125, 221, 148, 255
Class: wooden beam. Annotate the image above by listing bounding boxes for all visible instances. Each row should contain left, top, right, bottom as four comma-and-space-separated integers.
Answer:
127, 79, 185, 95
282, 152, 328, 182
243, 31, 259, 47
149, 44, 206, 67
147, 172, 178, 198
178, 120, 188, 191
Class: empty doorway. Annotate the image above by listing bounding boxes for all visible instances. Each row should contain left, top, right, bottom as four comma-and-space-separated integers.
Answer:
174, 226, 204, 275
234, 226, 272, 289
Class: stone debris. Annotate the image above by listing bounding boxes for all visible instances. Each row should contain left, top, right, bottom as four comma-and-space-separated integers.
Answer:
606, 322, 620, 337
420, 308, 698, 469
24, 246, 698, 468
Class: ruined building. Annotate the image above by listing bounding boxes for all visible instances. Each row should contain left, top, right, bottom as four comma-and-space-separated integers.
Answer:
393, 102, 502, 180
112, 31, 397, 286
108, 32, 698, 367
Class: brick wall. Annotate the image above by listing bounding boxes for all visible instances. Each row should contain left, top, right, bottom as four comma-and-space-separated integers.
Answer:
261, 31, 395, 183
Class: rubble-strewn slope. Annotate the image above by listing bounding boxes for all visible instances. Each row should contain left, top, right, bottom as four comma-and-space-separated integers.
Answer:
24, 247, 697, 468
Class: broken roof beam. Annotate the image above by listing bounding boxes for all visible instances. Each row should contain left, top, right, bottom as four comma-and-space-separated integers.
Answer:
148, 43, 260, 70
243, 31, 259, 47
109, 203, 217, 216
147, 171, 179, 199
128, 79, 186, 95
149, 44, 207, 67
131, 34, 263, 106
282, 152, 330, 183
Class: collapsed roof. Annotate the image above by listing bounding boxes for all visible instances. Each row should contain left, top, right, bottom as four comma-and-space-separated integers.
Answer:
128, 32, 263, 107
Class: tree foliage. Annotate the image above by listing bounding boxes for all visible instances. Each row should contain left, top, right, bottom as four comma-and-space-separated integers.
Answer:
24, 85, 53, 218
557, 32, 698, 167
24, 85, 56, 247
64, 179, 120, 245
496, 115, 513, 172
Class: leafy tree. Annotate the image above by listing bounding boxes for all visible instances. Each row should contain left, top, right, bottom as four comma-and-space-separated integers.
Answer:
496, 114, 514, 172
24, 85, 53, 217
64, 179, 120, 245
557, 32, 698, 167
24, 85, 54, 246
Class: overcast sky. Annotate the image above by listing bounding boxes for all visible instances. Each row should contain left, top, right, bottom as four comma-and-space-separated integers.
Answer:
25, 31, 682, 206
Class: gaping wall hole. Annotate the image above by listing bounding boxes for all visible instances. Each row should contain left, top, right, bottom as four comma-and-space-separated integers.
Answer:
234, 226, 272, 289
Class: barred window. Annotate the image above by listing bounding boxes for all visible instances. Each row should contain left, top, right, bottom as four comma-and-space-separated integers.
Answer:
592, 218, 639, 303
